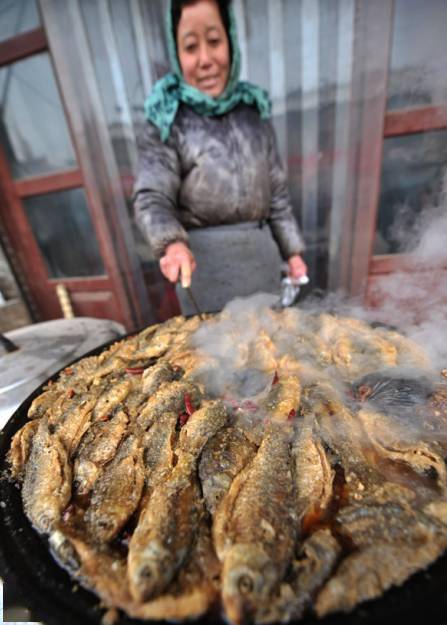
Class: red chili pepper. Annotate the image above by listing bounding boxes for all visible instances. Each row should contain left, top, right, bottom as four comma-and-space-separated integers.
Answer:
287, 409, 296, 421
272, 371, 279, 386
179, 413, 189, 427
184, 393, 195, 416
62, 504, 75, 522
241, 400, 258, 413
67, 388, 75, 399
125, 367, 145, 375
98, 414, 111, 422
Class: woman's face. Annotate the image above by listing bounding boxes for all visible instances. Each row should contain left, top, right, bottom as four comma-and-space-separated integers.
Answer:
177, 0, 230, 98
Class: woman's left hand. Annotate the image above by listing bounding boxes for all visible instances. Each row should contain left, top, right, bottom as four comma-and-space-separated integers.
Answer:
288, 254, 308, 280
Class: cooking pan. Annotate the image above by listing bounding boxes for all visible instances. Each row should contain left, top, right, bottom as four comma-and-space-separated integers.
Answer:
2, 334, 447, 625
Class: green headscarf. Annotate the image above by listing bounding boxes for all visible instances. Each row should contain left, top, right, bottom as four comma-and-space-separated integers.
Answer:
145, 0, 271, 142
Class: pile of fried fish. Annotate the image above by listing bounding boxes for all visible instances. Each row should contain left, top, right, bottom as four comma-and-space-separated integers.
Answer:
7, 308, 447, 624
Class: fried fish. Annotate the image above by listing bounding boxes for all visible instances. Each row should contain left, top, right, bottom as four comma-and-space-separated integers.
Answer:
7, 307, 447, 625
85, 434, 144, 543
22, 419, 72, 533
215, 421, 296, 624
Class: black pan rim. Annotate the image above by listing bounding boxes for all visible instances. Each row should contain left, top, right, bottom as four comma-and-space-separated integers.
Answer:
2, 328, 447, 625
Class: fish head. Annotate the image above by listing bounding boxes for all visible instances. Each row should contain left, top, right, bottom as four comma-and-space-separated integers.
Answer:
129, 540, 174, 602
28, 504, 60, 534
91, 514, 120, 543
222, 545, 276, 624
73, 460, 97, 496
49, 529, 81, 573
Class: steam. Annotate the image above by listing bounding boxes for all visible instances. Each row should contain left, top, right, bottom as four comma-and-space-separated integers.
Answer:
365, 184, 447, 370
296, 181, 447, 368
186, 191, 447, 462
189, 298, 446, 480
408, 206, 447, 261
191, 293, 277, 398
390, 202, 447, 261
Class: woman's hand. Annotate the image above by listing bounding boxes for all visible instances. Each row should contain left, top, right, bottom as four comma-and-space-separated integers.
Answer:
288, 254, 308, 281
159, 241, 197, 287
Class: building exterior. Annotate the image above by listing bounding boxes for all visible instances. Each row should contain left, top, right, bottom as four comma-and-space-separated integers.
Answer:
0, 0, 446, 331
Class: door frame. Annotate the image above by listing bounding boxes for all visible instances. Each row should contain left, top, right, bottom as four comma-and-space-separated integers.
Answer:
0, 14, 155, 330
333, 0, 447, 303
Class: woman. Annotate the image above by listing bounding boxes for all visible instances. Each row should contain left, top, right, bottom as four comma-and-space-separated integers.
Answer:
133, 0, 307, 314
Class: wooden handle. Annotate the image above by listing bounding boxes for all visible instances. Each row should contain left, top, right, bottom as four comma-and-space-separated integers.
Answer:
55, 284, 74, 319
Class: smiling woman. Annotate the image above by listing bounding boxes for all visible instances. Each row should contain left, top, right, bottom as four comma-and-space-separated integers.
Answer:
133, 0, 307, 315
175, 0, 230, 98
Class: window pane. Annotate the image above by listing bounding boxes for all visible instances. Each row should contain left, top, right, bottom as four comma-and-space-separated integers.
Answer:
387, 0, 447, 110
79, 0, 141, 193
23, 188, 105, 278
0, 53, 77, 179
0, 0, 40, 43
137, 0, 170, 82
374, 130, 447, 254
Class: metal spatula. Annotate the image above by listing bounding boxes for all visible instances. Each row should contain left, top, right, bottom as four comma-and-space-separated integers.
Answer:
277, 274, 309, 308
178, 269, 204, 320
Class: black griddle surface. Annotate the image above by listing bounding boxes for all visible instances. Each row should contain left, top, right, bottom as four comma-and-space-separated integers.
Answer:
2, 337, 447, 625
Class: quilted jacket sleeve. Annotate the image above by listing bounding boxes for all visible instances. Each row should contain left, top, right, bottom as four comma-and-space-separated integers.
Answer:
266, 121, 305, 259
133, 122, 189, 259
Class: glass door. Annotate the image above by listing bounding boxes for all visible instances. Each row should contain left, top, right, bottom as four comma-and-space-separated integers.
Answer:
0, 1, 138, 328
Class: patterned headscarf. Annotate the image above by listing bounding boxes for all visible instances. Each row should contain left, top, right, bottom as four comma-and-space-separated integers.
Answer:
145, 0, 271, 141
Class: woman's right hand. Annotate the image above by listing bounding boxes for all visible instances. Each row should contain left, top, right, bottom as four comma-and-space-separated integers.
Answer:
159, 241, 196, 287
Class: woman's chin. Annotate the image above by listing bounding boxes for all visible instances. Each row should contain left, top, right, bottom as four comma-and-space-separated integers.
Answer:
199, 84, 225, 99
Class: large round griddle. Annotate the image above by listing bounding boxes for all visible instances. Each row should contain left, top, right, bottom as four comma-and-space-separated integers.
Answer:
2, 337, 447, 625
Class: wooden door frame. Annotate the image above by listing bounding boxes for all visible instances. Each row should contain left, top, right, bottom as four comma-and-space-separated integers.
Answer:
332, 0, 447, 303
368, 102, 447, 276
41, 0, 156, 328
0, 13, 156, 329
0, 27, 48, 321
0, 147, 124, 321
0, 27, 47, 64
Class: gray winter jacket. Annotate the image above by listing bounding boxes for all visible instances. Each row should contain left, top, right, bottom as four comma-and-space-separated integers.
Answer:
133, 103, 305, 260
